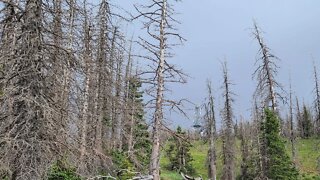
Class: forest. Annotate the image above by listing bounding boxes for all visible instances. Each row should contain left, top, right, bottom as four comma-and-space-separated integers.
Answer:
0, 0, 319, 180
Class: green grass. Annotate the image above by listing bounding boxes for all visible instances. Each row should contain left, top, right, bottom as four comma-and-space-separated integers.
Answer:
160, 138, 320, 180
288, 138, 320, 175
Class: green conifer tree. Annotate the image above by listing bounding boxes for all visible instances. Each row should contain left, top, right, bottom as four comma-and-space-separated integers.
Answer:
301, 105, 313, 138
262, 109, 299, 179
113, 77, 151, 178
165, 126, 195, 175
129, 77, 152, 169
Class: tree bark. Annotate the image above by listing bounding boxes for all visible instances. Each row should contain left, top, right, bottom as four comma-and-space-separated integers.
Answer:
206, 81, 217, 180
149, 1, 167, 179
313, 61, 320, 135
221, 62, 235, 180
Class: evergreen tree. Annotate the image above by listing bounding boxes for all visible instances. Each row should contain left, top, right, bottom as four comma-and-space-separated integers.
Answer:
119, 77, 151, 173
262, 109, 299, 179
112, 77, 151, 179
165, 126, 195, 175
129, 77, 152, 170
301, 105, 313, 138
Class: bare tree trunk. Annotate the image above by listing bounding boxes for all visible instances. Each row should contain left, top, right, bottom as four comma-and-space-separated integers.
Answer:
313, 61, 320, 135
289, 78, 296, 163
109, 27, 117, 150
206, 80, 217, 180
253, 22, 278, 112
93, 0, 110, 153
239, 120, 250, 179
133, 0, 185, 178
51, 0, 71, 141
149, 1, 167, 179
252, 102, 264, 177
0, 0, 63, 178
60, 0, 75, 129
296, 97, 303, 137
79, 1, 92, 169
125, 41, 134, 154
221, 62, 235, 180
114, 49, 124, 150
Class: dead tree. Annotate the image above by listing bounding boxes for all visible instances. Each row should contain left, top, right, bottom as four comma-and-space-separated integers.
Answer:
92, 0, 105, 153
124, 40, 134, 154
113, 41, 125, 150
60, 0, 76, 136
296, 97, 303, 137
205, 80, 217, 180
252, 101, 264, 175
252, 21, 285, 112
252, 22, 286, 177
239, 120, 250, 180
0, 0, 65, 179
313, 61, 320, 135
93, 0, 110, 154
289, 77, 296, 163
79, 0, 94, 172
133, 0, 186, 179
221, 61, 235, 180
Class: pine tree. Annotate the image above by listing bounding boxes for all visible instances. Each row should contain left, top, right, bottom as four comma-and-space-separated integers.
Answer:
166, 126, 195, 175
262, 109, 298, 179
301, 105, 313, 138
128, 77, 152, 171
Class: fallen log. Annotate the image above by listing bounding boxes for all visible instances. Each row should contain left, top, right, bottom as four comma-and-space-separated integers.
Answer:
180, 172, 203, 180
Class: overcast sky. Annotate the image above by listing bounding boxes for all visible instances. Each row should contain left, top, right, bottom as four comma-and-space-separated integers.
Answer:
111, 0, 320, 129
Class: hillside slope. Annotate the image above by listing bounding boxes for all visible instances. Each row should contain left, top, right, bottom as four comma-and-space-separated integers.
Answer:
160, 138, 320, 180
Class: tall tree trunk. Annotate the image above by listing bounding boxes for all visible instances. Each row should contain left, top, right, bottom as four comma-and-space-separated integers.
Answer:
253, 22, 277, 112
149, 1, 167, 179
79, 2, 92, 170
0, 0, 62, 178
108, 27, 117, 150
60, 0, 75, 129
296, 97, 303, 137
94, 0, 109, 153
221, 62, 235, 180
289, 78, 296, 163
206, 81, 217, 180
113, 49, 124, 150
313, 61, 320, 135
125, 41, 134, 154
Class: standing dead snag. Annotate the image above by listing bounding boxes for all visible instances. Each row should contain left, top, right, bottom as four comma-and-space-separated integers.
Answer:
313, 61, 320, 135
79, 0, 95, 172
93, 0, 110, 154
239, 119, 250, 180
289, 77, 296, 163
221, 61, 235, 180
0, 0, 65, 179
252, 22, 285, 112
133, 0, 186, 179
205, 80, 217, 180
252, 22, 286, 178
296, 97, 303, 138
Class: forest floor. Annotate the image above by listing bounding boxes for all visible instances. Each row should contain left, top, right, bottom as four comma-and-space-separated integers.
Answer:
160, 138, 320, 180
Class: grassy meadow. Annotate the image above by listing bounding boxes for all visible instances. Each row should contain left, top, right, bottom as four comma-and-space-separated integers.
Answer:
160, 138, 320, 180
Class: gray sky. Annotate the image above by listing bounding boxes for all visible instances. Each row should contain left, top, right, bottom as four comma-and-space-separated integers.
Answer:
112, 0, 320, 129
